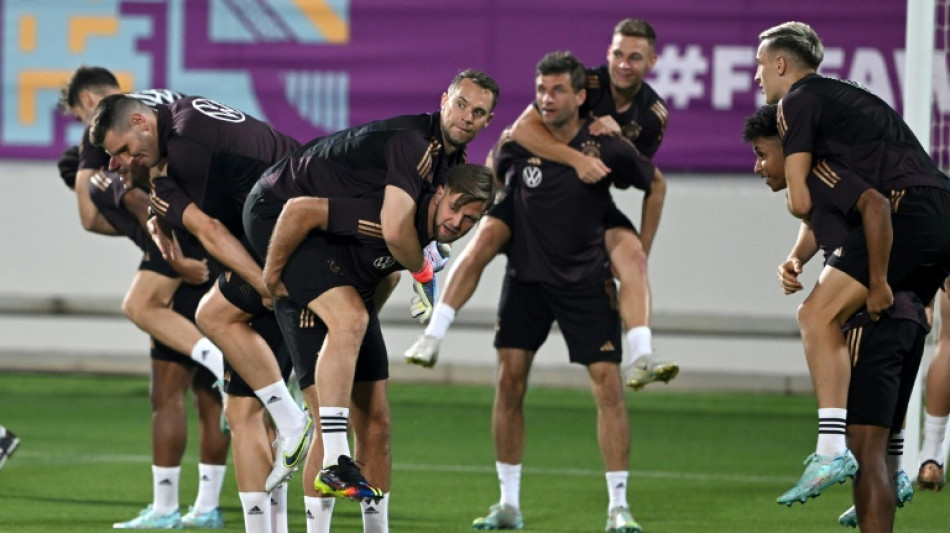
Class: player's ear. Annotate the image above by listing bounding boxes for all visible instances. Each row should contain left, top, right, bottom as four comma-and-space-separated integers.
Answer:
576, 88, 587, 107
440, 92, 449, 109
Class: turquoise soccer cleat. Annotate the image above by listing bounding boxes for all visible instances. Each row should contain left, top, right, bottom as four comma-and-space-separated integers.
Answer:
472, 503, 524, 530
837, 469, 914, 527
113, 504, 183, 529
181, 506, 224, 529
777, 450, 858, 506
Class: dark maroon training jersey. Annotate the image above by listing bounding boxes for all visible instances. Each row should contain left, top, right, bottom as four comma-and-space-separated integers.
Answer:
582, 65, 669, 159
79, 89, 184, 172
149, 96, 300, 237
257, 112, 463, 207
493, 119, 653, 287
779, 74, 950, 193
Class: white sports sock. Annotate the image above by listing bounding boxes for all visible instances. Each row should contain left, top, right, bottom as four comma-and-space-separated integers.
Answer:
361, 492, 389, 533
255, 380, 307, 434
320, 407, 351, 466
193, 463, 226, 512
152, 465, 181, 515
816, 408, 848, 457
305, 495, 335, 533
606, 471, 629, 511
921, 413, 949, 464
887, 430, 904, 473
190, 337, 224, 382
626, 326, 653, 361
424, 303, 457, 340
270, 482, 288, 533
239, 492, 271, 533
497, 462, 522, 510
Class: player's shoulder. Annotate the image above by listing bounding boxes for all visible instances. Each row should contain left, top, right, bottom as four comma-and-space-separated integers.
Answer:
585, 65, 610, 91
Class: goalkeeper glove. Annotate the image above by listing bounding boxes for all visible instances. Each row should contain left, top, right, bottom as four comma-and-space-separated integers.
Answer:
423, 241, 452, 272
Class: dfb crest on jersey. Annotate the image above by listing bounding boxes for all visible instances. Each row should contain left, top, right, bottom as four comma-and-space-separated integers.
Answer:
522, 165, 542, 188
580, 140, 601, 159
373, 256, 396, 270
192, 98, 246, 123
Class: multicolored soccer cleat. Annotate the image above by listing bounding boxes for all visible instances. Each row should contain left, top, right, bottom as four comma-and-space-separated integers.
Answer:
837, 469, 913, 527
918, 460, 945, 492
604, 506, 642, 532
112, 504, 182, 529
314, 455, 384, 503
472, 503, 523, 530
777, 450, 858, 506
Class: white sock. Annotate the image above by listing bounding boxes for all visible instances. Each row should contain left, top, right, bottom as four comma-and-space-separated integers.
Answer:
497, 462, 521, 510
922, 413, 949, 464
255, 380, 307, 434
887, 430, 904, 473
606, 471, 629, 511
320, 407, 351, 466
191, 337, 224, 382
816, 408, 848, 457
239, 492, 271, 533
305, 496, 335, 533
193, 463, 226, 512
152, 465, 181, 515
270, 482, 288, 533
424, 303, 457, 340
361, 492, 389, 533
626, 326, 653, 362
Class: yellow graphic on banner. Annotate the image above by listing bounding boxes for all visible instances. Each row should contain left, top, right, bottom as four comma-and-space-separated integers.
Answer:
18, 71, 134, 124
293, 0, 348, 43
69, 17, 119, 53
19, 15, 36, 52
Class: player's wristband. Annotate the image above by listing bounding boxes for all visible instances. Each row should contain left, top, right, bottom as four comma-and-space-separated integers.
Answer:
410, 258, 434, 284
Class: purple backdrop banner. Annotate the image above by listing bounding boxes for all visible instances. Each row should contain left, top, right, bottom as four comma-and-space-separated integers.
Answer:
0, 0, 921, 171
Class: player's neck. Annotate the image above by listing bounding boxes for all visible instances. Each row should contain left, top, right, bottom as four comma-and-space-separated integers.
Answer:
610, 82, 640, 113
545, 115, 583, 143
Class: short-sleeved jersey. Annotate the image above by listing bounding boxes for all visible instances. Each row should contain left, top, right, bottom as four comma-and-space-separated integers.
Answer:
806, 162, 866, 258
87, 171, 150, 251
79, 89, 184, 172
582, 66, 669, 159
149, 97, 301, 237
779, 74, 950, 193
322, 193, 432, 300
493, 119, 653, 287
257, 112, 464, 208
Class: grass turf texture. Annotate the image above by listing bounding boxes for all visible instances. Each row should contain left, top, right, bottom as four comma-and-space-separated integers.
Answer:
0, 372, 946, 532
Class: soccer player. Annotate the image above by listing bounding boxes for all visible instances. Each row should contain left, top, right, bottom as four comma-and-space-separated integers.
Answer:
246, 162, 495, 532
505, 18, 673, 390
754, 21, 950, 504
413, 52, 650, 532
58, 68, 231, 529
917, 283, 950, 491
0, 425, 19, 471
89, 93, 311, 493
248, 70, 497, 508
743, 105, 923, 530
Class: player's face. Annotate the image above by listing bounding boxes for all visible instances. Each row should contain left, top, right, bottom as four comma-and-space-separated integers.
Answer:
751, 136, 787, 191
440, 79, 495, 150
433, 189, 486, 243
535, 73, 584, 128
103, 113, 161, 172
754, 41, 784, 105
607, 34, 656, 92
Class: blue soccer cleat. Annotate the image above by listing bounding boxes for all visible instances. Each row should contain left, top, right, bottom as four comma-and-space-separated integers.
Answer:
777, 450, 858, 506
113, 504, 183, 529
837, 469, 914, 527
181, 506, 224, 529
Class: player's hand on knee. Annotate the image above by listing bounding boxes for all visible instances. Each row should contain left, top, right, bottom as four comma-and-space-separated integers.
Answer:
423, 241, 452, 272
777, 259, 803, 294
409, 279, 438, 324
866, 281, 895, 321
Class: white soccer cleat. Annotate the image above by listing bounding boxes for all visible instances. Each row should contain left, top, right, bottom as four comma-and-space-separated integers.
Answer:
404, 335, 441, 368
265, 416, 313, 492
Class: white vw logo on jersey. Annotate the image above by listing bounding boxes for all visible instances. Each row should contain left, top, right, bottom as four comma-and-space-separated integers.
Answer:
192, 98, 246, 123
522, 165, 542, 188
373, 256, 396, 270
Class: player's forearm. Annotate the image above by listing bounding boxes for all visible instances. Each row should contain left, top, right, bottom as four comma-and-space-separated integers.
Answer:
121, 188, 151, 230
510, 105, 580, 166
75, 170, 112, 233
189, 216, 264, 293
856, 190, 893, 286
638, 169, 666, 256
264, 199, 326, 281
382, 187, 424, 272
787, 221, 819, 264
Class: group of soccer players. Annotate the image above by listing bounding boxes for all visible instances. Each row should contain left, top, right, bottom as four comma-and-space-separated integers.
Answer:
47, 13, 950, 533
